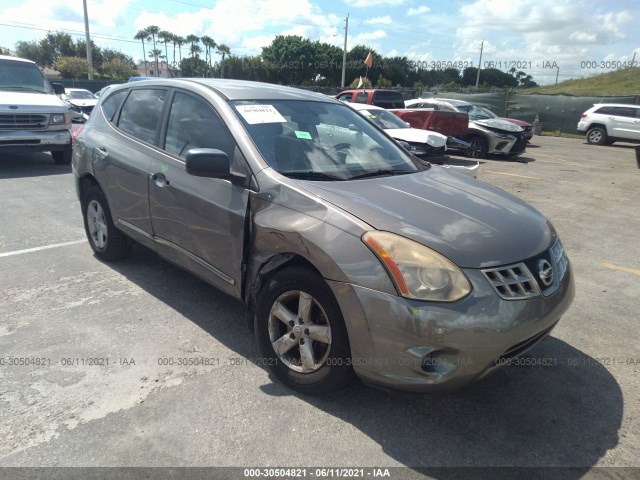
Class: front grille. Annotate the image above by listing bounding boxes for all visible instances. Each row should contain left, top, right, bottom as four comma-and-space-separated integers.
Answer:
482, 263, 540, 299
0, 114, 48, 130
483, 239, 569, 300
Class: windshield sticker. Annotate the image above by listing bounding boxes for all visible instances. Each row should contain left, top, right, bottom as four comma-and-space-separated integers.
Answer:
294, 130, 312, 140
235, 104, 286, 124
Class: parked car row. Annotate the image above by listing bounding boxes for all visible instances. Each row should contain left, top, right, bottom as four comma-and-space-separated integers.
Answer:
335, 89, 531, 160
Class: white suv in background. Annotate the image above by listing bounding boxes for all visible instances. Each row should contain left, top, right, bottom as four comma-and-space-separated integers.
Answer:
577, 103, 640, 145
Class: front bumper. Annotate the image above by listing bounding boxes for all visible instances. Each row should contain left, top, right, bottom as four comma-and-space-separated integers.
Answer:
328, 263, 574, 392
486, 131, 527, 157
0, 129, 71, 153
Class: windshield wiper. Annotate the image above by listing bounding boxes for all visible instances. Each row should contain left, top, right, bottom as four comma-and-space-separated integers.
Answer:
0, 86, 47, 93
349, 169, 412, 180
285, 171, 344, 181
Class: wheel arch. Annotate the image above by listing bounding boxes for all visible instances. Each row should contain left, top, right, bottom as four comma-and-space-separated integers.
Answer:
587, 123, 608, 134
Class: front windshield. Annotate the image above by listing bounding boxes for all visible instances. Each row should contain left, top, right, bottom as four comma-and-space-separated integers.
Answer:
358, 108, 409, 130
231, 100, 424, 181
68, 90, 96, 100
0, 59, 53, 94
456, 104, 494, 120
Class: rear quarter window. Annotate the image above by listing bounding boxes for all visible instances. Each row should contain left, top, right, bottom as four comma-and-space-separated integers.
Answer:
101, 90, 127, 122
117, 89, 167, 144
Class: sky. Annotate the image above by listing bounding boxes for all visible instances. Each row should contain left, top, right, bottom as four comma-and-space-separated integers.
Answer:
0, 0, 638, 85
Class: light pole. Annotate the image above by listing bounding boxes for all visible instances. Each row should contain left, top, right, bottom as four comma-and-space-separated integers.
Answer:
341, 14, 349, 88
475, 39, 484, 90
83, 0, 94, 80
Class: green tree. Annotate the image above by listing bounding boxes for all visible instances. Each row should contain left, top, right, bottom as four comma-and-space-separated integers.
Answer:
57, 56, 89, 79
146, 25, 161, 74
180, 56, 207, 77
174, 36, 186, 65
201, 35, 216, 77
158, 30, 173, 72
375, 74, 392, 88
101, 58, 137, 80
348, 76, 372, 88
216, 43, 231, 78
186, 35, 201, 58
134, 29, 150, 75
148, 49, 164, 76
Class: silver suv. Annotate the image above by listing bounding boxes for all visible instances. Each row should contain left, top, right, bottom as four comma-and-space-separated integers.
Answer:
0, 55, 72, 164
73, 79, 574, 394
577, 103, 640, 145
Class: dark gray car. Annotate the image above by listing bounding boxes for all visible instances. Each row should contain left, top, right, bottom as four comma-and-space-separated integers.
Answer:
73, 79, 574, 394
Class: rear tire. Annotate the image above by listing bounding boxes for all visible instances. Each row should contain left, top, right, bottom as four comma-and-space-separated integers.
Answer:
52, 145, 72, 165
255, 266, 354, 394
586, 127, 607, 145
82, 186, 131, 261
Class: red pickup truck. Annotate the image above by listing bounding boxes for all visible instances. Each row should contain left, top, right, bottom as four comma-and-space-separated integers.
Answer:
391, 108, 469, 142
336, 89, 405, 109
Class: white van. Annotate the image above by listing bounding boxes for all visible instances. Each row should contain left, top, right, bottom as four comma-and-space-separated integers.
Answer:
0, 55, 72, 164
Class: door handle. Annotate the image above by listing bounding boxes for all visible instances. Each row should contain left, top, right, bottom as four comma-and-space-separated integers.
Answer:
150, 172, 170, 187
94, 147, 109, 160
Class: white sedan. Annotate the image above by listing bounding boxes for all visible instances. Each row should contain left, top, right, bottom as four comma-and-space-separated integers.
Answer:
347, 102, 479, 178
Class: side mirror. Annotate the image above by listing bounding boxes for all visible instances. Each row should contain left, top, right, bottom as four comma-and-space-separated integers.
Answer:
185, 149, 230, 179
51, 82, 66, 95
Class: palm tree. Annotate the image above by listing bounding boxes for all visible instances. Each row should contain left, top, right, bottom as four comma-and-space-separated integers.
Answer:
148, 49, 163, 76
201, 36, 216, 77
158, 30, 172, 75
134, 29, 150, 75
216, 43, 231, 79
185, 35, 200, 58
146, 25, 161, 75
174, 35, 186, 66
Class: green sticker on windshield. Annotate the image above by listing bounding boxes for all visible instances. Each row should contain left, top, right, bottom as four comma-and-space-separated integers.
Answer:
295, 130, 312, 140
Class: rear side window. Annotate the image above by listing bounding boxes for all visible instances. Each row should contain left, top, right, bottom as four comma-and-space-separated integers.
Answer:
117, 89, 167, 144
356, 93, 368, 103
612, 107, 637, 118
101, 90, 127, 122
594, 106, 616, 115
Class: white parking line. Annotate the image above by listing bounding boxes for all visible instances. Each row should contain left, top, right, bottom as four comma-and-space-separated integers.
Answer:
0, 239, 86, 258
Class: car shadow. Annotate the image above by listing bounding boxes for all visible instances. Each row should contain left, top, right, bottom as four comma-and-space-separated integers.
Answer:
103, 245, 622, 475
0, 152, 71, 179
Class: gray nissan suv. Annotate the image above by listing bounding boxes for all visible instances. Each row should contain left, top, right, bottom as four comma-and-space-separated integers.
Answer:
73, 79, 574, 394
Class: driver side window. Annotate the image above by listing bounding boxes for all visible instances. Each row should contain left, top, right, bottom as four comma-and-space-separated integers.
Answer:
164, 92, 236, 160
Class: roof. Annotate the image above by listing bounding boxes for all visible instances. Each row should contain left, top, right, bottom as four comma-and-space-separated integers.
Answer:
408, 97, 472, 107
0, 55, 35, 64
112, 78, 335, 103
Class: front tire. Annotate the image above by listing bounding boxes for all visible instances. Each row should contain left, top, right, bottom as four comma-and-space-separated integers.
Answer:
255, 266, 354, 394
465, 135, 487, 159
82, 186, 131, 261
586, 127, 607, 145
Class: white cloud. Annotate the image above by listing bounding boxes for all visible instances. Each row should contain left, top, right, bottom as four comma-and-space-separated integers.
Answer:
364, 16, 393, 25
348, 0, 408, 7
352, 30, 387, 43
407, 6, 430, 16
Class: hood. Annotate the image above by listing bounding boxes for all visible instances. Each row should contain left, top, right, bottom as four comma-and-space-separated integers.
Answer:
67, 98, 97, 107
297, 169, 554, 268
473, 118, 523, 133
0, 91, 68, 112
385, 127, 447, 148
498, 117, 532, 128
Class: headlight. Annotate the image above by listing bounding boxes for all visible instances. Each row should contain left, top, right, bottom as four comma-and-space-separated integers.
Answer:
363, 231, 471, 302
50, 113, 70, 124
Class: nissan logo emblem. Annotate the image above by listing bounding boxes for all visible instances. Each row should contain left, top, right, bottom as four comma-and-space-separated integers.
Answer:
538, 259, 553, 287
